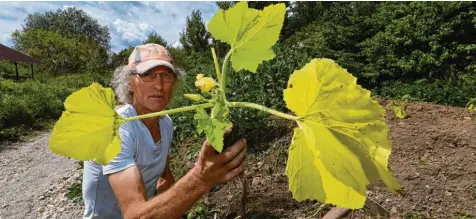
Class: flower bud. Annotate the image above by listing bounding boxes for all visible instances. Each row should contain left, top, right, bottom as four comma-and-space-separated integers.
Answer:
195, 74, 216, 92
184, 94, 203, 102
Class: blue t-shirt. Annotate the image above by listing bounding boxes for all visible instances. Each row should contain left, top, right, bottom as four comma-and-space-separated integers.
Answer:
82, 104, 174, 219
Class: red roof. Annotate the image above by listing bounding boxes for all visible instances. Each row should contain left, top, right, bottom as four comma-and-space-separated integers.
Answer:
0, 44, 39, 64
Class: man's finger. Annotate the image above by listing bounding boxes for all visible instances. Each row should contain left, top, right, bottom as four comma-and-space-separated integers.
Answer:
200, 139, 217, 157
224, 127, 232, 136
222, 159, 245, 183
225, 144, 247, 170
219, 138, 246, 164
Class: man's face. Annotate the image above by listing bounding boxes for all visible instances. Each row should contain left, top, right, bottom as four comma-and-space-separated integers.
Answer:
130, 66, 176, 113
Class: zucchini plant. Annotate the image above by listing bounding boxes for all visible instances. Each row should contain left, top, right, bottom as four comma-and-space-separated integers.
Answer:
49, 2, 401, 209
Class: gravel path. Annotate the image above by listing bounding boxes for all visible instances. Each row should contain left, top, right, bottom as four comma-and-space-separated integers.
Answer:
0, 131, 84, 219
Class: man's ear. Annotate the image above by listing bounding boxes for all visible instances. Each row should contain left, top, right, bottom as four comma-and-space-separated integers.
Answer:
127, 78, 134, 92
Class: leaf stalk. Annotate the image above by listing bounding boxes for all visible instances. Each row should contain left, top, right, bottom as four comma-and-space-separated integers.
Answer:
220, 50, 232, 91
124, 103, 214, 121
228, 102, 298, 121
211, 48, 222, 82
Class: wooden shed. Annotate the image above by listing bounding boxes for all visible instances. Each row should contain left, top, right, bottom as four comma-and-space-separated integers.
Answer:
0, 44, 39, 80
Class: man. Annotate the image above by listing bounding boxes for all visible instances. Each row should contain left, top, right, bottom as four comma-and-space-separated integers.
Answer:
82, 44, 247, 218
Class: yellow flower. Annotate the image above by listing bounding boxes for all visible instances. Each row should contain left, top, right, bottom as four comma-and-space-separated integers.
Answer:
195, 74, 216, 92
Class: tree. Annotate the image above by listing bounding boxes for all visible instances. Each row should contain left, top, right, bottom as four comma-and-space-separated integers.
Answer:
12, 7, 111, 75
283, 2, 330, 39
179, 10, 210, 54
12, 29, 106, 75
360, 2, 476, 83
215, 1, 234, 10
21, 7, 111, 50
109, 46, 134, 69
143, 31, 168, 46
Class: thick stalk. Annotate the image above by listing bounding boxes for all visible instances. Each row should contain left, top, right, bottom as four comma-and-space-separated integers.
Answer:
124, 103, 214, 121
228, 102, 299, 121
220, 50, 232, 90
211, 48, 221, 82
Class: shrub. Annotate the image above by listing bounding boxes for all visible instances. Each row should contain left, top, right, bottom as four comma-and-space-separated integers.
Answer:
0, 72, 111, 142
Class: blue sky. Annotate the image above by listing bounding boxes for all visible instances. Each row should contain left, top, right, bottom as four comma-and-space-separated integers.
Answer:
0, 1, 219, 52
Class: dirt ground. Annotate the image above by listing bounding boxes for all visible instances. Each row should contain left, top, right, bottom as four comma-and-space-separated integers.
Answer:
1, 100, 474, 219
0, 132, 81, 219
195, 101, 476, 219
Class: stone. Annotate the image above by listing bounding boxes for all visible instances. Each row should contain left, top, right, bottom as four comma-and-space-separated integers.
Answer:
391, 206, 397, 214
257, 161, 263, 168
252, 177, 263, 187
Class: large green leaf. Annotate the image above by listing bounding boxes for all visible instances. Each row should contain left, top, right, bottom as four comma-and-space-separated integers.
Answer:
283, 59, 402, 209
392, 103, 407, 119
208, 2, 285, 72
48, 83, 125, 165
194, 108, 232, 152
467, 98, 476, 111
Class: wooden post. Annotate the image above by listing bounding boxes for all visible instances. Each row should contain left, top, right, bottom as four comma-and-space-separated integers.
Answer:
15, 62, 19, 81
31, 64, 34, 79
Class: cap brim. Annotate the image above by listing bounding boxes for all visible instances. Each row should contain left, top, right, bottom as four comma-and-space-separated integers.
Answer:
134, 59, 176, 75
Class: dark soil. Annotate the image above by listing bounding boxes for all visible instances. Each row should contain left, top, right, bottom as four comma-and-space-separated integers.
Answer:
193, 101, 476, 219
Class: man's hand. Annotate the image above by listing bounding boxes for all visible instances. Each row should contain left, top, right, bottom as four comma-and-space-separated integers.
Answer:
190, 133, 247, 189
109, 130, 247, 219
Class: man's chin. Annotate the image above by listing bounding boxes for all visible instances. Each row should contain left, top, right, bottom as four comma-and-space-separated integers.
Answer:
146, 103, 166, 113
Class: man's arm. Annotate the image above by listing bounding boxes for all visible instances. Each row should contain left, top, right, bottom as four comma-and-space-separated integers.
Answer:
109, 138, 247, 219
156, 157, 175, 193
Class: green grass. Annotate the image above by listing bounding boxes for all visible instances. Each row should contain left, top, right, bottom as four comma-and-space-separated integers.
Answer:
0, 72, 111, 143
186, 200, 209, 219
401, 211, 429, 219
66, 182, 83, 204
456, 210, 475, 219
66, 161, 85, 204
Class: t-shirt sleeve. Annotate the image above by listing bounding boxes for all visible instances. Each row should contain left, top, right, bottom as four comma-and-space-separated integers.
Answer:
102, 122, 137, 175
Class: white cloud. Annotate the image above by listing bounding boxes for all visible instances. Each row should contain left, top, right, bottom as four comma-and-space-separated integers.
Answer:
172, 41, 182, 49
62, 5, 74, 10
113, 19, 155, 43
139, 23, 153, 32
1, 34, 12, 45
0, 2, 219, 52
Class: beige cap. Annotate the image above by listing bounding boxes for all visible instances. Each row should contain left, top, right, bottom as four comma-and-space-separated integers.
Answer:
127, 43, 176, 74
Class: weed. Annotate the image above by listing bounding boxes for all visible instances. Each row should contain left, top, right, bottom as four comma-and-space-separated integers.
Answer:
401, 211, 428, 219
67, 182, 83, 204
456, 210, 475, 219
186, 201, 209, 219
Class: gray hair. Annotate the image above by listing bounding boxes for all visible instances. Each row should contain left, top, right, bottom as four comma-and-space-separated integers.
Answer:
111, 65, 185, 104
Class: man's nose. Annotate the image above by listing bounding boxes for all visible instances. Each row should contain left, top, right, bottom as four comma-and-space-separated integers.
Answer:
151, 77, 164, 90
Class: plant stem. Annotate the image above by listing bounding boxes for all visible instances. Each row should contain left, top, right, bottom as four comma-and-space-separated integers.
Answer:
124, 103, 214, 121
229, 102, 299, 121
211, 48, 221, 82
221, 50, 232, 90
